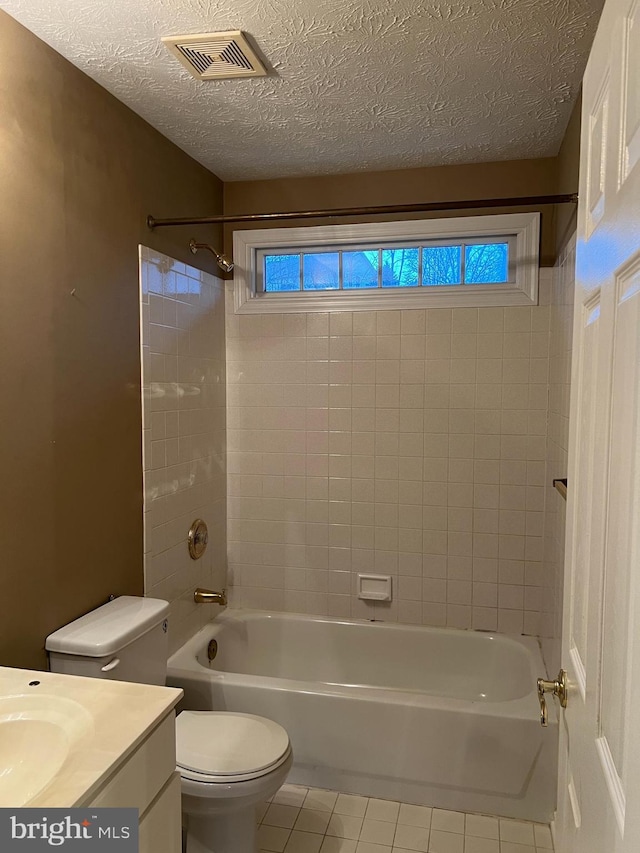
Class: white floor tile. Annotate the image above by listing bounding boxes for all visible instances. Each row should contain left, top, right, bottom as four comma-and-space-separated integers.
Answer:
274, 785, 310, 808
285, 831, 324, 853
295, 809, 332, 834
499, 820, 535, 846
360, 819, 396, 847
499, 844, 536, 853
464, 814, 499, 840
305, 790, 340, 813
320, 838, 358, 853
335, 794, 369, 817
366, 799, 401, 823
258, 825, 292, 852
431, 810, 465, 835
463, 836, 499, 853
398, 804, 432, 828
264, 804, 302, 829
327, 814, 365, 840
268, 784, 553, 853
393, 823, 430, 852
533, 824, 553, 849
427, 830, 464, 853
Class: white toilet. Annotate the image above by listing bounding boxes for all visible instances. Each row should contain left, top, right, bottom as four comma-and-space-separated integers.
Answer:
46, 596, 292, 853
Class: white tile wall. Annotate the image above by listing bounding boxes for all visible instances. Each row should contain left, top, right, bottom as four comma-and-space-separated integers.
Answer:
140, 247, 227, 652
540, 238, 575, 670
225, 271, 553, 632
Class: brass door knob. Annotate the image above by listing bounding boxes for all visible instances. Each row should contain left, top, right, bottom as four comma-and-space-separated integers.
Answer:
537, 669, 568, 727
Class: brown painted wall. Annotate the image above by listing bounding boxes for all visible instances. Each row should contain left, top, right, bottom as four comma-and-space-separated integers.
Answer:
0, 10, 223, 669
224, 157, 564, 265
555, 94, 582, 253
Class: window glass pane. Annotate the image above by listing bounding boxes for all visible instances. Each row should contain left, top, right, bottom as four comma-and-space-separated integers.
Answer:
303, 252, 340, 290
263, 238, 512, 295
264, 254, 300, 292
343, 250, 379, 289
464, 243, 509, 284
381, 248, 419, 288
421, 246, 461, 286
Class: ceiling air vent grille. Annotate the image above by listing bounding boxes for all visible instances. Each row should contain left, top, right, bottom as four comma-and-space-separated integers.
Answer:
162, 31, 267, 80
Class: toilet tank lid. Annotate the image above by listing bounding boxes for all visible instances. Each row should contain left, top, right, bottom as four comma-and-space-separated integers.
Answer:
45, 596, 170, 657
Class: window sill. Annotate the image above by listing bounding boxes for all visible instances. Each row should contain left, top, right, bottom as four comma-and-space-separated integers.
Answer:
234, 283, 537, 313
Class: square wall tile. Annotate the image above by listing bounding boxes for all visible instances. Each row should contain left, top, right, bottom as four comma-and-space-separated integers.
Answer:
224, 289, 554, 634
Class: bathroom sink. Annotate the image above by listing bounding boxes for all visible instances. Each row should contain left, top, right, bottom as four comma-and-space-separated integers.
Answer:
0, 694, 94, 807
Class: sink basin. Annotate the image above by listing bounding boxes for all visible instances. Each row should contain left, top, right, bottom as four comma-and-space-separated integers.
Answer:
0, 694, 94, 807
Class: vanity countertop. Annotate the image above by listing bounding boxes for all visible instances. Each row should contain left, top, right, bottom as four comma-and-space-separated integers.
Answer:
0, 665, 182, 808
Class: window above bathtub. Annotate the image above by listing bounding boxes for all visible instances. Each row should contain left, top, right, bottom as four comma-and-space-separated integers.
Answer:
232, 213, 540, 314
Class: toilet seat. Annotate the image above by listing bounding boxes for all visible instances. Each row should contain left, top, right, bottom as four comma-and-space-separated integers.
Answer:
179, 746, 292, 785
176, 711, 291, 783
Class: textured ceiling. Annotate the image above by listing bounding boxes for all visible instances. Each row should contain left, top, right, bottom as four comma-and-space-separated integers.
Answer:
0, 0, 603, 181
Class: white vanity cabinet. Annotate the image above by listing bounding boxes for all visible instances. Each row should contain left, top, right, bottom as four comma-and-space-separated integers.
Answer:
84, 711, 181, 853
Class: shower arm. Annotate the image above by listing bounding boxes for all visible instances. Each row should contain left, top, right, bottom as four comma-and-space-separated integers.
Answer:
189, 239, 234, 273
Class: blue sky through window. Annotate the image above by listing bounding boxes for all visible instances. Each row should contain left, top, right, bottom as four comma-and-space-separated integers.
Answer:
264, 254, 300, 291
343, 250, 378, 289
303, 252, 340, 290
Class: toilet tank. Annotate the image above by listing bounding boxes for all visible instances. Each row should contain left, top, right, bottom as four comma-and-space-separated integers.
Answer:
46, 596, 170, 685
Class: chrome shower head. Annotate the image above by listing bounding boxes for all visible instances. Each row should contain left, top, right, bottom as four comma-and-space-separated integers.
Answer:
189, 239, 235, 273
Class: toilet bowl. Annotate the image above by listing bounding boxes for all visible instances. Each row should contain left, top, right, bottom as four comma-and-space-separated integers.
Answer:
46, 595, 292, 853
177, 711, 293, 853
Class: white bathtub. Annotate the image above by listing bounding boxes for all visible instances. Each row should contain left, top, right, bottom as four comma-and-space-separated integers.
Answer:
167, 610, 557, 822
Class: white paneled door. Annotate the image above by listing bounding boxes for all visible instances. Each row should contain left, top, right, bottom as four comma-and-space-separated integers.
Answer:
555, 0, 640, 850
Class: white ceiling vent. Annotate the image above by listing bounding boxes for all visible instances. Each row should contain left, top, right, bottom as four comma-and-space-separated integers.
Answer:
162, 31, 268, 81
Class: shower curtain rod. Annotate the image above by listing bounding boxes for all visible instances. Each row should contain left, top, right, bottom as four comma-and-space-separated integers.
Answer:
146, 193, 578, 229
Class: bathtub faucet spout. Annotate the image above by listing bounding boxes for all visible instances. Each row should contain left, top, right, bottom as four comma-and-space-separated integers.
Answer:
194, 588, 228, 605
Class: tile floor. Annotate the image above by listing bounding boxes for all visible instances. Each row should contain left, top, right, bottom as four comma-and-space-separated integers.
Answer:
257, 785, 554, 853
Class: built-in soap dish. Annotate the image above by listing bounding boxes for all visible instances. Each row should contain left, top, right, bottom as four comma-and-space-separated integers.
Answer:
358, 574, 392, 602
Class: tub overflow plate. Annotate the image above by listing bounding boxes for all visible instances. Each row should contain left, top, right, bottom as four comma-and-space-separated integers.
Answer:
188, 519, 208, 560
207, 639, 218, 662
